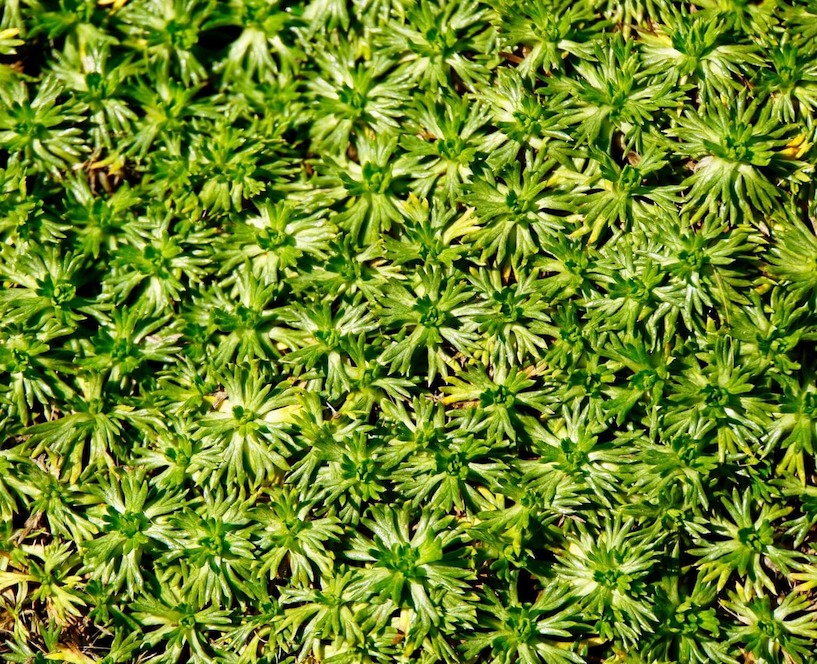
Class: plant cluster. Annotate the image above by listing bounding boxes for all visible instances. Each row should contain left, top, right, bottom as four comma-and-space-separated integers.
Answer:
2, 0, 817, 662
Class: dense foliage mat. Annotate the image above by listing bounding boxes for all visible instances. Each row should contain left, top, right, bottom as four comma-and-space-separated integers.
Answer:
3, 0, 817, 662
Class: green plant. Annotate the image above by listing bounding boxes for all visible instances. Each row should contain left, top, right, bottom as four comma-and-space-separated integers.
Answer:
3, 1, 817, 662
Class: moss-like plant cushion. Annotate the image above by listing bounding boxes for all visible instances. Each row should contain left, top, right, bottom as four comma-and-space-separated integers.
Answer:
2, 1, 817, 662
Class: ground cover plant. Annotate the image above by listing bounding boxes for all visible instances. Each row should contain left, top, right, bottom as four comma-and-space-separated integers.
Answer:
3, 0, 817, 662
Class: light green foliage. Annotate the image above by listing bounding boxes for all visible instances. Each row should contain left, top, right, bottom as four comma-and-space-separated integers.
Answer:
2, 0, 817, 662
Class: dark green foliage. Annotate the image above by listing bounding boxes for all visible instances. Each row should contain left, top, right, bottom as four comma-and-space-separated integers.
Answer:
2, 1, 817, 663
